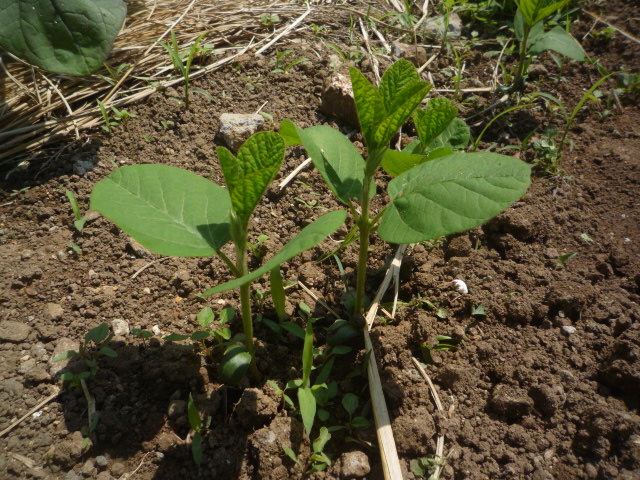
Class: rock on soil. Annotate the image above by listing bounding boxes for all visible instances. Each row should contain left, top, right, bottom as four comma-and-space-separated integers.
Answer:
337, 450, 370, 478
217, 113, 266, 152
0, 321, 32, 343
319, 71, 358, 127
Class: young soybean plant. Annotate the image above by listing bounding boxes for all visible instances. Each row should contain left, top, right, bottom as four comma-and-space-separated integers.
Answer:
282, 59, 531, 315
90, 131, 345, 381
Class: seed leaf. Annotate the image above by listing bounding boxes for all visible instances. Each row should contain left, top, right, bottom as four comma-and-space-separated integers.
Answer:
90, 164, 231, 257
312, 427, 331, 453
218, 345, 252, 385
200, 210, 346, 296
217, 131, 284, 225
279, 119, 302, 147
379, 153, 531, 243
297, 125, 372, 204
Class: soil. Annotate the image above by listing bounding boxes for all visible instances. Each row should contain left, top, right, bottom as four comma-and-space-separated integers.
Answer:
1, 1, 639, 479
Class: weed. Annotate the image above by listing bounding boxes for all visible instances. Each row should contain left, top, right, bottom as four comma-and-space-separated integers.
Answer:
420, 335, 462, 364
97, 100, 136, 133
161, 30, 206, 110
187, 393, 210, 467
269, 49, 309, 74
98, 62, 130, 86
411, 454, 444, 479
556, 251, 577, 267
259, 13, 280, 27
65, 190, 88, 232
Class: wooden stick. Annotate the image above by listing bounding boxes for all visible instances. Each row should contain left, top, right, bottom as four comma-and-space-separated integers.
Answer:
0, 388, 60, 438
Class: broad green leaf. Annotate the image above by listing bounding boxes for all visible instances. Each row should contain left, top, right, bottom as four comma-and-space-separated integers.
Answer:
412, 98, 458, 147
0, 0, 126, 76
190, 331, 210, 341
85, 323, 109, 343
200, 210, 346, 296
529, 26, 585, 60
424, 118, 471, 152
187, 394, 201, 431
164, 334, 190, 342
378, 152, 531, 243
90, 165, 231, 257
270, 268, 286, 322
302, 321, 314, 387
197, 307, 214, 328
279, 119, 302, 147
218, 345, 252, 384
297, 125, 372, 204
341, 393, 359, 417
217, 131, 284, 225
380, 150, 429, 177
515, 0, 570, 26
298, 387, 317, 436
373, 81, 431, 149
349, 67, 386, 149
378, 59, 421, 110
312, 427, 331, 454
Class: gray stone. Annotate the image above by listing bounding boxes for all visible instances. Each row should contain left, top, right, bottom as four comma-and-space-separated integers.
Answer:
65, 470, 82, 480
44, 303, 64, 321
110, 319, 130, 336
339, 451, 370, 479
95, 455, 108, 467
49, 338, 80, 376
562, 325, 577, 335
110, 462, 126, 476
126, 239, 150, 258
31, 342, 48, 359
423, 13, 462, 38
0, 320, 32, 342
80, 459, 96, 477
217, 113, 266, 152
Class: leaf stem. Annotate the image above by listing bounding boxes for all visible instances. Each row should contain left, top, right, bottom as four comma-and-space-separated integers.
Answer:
354, 174, 372, 316
236, 240, 259, 381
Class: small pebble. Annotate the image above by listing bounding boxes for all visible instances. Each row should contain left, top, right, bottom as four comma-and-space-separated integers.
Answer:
95, 455, 108, 467
151, 325, 161, 336
562, 326, 576, 335
452, 279, 468, 294
142, 287, 151, 295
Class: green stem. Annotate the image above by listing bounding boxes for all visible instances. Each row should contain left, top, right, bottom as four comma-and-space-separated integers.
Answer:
236, 241, 259, 381
514, 24, 531, 90
354, 174, 372, 316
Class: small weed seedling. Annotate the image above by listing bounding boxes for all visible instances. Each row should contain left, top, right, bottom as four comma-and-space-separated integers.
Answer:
307, 426, 332, 472
411, 455, 444, 479
187, 393, 210, 467
97, 100, 136, 133
161, 30, 206, 110
65, 190, 88, 232
420, 335, 462, 364
269, 49, 309, 74
512, 0, 585, 89
90, 131, 345, 383
282, 59, 531, 316
98, 62, 130, 86
52, 323, 117, 447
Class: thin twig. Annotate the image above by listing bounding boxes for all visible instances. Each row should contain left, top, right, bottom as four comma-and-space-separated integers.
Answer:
131, 257, 170, 279
255, 3, 312, 55
0, 388, 60, 438
360, 17, 381, 84
365, 244, 407, 329
296, 280, 340, 318
583, 10, 640, 45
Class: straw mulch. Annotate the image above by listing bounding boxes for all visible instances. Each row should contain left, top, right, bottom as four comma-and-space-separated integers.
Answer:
0, 0, 389, 170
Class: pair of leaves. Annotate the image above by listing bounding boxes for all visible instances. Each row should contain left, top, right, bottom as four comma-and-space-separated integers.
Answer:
515, 0, 570, 27
350, 59, 431, 152
380, 97, 470, 177
378, 152, 531, 244
0, 0, 127, 76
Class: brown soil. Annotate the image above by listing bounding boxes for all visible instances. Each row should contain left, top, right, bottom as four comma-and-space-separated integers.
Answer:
1, 2, 639, 479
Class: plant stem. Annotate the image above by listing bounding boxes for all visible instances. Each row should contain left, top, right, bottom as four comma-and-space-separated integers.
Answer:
354, 175, 372, 315
236, 241, 259, 381
514, 23, 531, 90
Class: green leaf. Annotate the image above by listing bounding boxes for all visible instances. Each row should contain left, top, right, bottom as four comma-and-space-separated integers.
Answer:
315, 356, 335, 385
187, 394, 201, 431
279, 119, 302, 147
90, 165, 232, 257
341, 393, 359, 417
52, 350, 78, 362
379, 152, 531, 244
191, 430, 202, 467
298, 387, 317, 436
282, 445, 299, 464
270, 268, 286, 322
529, 26, 585, 60
378, 59, 421, 110
423, 118, 471, 152
85, 323, 110, 343
373, 81, 431, 149
515, 0, 570, 26
557, 251, 577, 267
197, 307, 214, 328
312, 427, 331, 454
218, 346, 252, 385
98, 347, 117, 358
297, 125, 372, 204
190, 331, 211, 341
301, 321, 314, 387
65, 190, 81, 220
219, 307, 235, 324
0, 0, 127, 76
217, 131, 284, 225
349, 67, 386, 149
200, 210, 346, 296
412, 98, 458, 147
281, 322, 306, 340
380, 150, 430, 177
